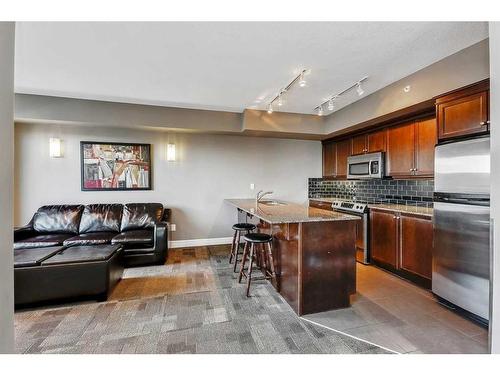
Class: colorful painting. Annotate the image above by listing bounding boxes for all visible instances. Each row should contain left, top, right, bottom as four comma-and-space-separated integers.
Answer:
81, 141, 151, 191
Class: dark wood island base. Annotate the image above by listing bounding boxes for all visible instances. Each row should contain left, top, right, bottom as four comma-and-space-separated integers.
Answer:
227, 199, 359, 316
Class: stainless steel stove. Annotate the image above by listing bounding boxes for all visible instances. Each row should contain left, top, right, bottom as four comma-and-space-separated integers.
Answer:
331, 200, 370, 264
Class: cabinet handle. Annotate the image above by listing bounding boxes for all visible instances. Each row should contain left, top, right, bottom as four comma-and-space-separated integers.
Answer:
480, 121, 487, 126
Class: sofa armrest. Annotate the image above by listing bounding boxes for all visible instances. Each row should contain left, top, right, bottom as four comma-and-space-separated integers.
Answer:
14, 225, 37, 242
153, 222, 168, 260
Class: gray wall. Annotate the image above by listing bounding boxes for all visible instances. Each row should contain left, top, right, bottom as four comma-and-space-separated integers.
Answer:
489, 22, 499, 354
0, 22, 15, 353
14, 123, 322, 241
324, 39, 490, 136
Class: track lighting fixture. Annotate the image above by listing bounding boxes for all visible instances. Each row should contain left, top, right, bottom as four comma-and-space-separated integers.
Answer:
266, 69, 308, 114
356, 82, 364, 96
313, 76, 368, 115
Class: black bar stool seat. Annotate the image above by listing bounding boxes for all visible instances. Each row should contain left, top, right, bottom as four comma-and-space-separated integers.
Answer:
229, 223, 256, 272
232, 223, 256, 231
238, 232, 276, 297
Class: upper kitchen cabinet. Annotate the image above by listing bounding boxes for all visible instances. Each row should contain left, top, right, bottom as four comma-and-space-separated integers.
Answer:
415, 118, 437, 177
367, 129, 387, 153
436, 80, 489, 141
386, 121, 415, 177
386, 117, 436, 178
322, 142, 337, 178
336, 139, 352, 178
351, 129, 387, 155
351, 134, 367, 155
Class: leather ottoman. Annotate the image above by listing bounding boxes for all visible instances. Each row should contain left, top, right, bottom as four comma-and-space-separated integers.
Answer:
14, 244, 124, 306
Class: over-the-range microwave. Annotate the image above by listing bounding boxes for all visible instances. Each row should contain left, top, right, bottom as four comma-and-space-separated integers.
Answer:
347, 152, 385, 179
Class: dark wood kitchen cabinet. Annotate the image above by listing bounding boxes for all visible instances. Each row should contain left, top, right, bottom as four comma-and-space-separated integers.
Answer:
336, 138, 351, 178
436, 80, 489, 141
370, 208, 433, 288
351, 134, 367, 155
386, 117, 436, 178
386, 121, 415, 177
400, 213, 433, 281
367, 129, 387, 153
370, 210, 398, 268
322, 141, 337, 177
350, 129, 387, 156
414, 117, 437, 177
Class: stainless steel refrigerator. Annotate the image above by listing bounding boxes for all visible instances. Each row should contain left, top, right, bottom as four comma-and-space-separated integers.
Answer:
433, 136, 490, 322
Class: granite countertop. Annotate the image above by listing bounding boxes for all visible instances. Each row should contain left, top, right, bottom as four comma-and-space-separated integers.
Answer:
368, 203, 433, 217
226, 199, 360, 224
309, 198, 433, 217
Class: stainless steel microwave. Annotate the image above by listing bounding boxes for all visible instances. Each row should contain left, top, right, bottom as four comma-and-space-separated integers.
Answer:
347, 152, 385, 179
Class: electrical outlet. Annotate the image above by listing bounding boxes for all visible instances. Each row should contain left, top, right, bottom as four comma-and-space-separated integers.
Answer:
250, 183, 255, 190
170, 223, 176, 232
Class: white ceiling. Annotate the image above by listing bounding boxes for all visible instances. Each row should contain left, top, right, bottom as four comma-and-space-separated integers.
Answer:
14, 22, 488, 115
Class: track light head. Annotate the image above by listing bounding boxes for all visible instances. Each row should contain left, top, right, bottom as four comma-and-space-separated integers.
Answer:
356, 82, 364, 96
317, 106, 324, 116
328, 99, 335, 111
277, 93, 283, 106
267, 104, 273, 114
299, 71, 307, 87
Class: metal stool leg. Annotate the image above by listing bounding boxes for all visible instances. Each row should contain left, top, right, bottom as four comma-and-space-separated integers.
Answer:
246, 243, 255, 297
232, 230, 241, 271
238, 241, 250, 283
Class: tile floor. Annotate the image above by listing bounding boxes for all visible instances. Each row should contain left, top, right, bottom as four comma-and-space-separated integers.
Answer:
303, 263, 489, 354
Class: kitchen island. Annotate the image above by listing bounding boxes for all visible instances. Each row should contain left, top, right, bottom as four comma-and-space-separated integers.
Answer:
225, 198, 360, 316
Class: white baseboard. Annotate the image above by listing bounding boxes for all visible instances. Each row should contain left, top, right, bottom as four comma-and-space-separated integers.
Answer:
169, 236, 234, 249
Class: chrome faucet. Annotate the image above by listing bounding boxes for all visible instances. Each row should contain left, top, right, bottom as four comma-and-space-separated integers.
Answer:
256, 190, 274, 203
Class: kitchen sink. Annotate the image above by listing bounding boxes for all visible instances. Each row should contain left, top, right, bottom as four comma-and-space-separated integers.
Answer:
259, 200, 287, 206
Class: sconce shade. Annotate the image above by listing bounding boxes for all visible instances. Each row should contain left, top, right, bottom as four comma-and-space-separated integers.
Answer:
166, 143, 176, 161
49, 138, 62, 158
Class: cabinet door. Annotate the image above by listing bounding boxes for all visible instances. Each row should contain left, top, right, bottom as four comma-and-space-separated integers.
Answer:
322, 142, 337, 177
437, 90, 488, 140
400, 214, 433, 280
370, 210, 398, 268
367, 129, 387, 153
415, 118, 437, 177
386, 121, 415, 177
351, 135, 367, 155
336, 139, 351, 178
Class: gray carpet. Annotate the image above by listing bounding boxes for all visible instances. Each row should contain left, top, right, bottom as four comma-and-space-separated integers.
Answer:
14, 246, 389, 354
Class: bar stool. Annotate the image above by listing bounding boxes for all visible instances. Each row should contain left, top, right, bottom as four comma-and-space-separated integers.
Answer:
238, 232, 276, 297
229, 223, 256, 272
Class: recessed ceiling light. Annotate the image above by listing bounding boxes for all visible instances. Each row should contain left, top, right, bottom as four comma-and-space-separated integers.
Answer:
403, 85, 411, 93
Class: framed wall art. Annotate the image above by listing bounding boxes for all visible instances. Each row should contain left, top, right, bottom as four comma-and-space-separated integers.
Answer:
81, 141, 152, 191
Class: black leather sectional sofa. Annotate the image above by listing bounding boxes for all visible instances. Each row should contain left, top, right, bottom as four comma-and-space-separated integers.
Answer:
13, 203, 170, 306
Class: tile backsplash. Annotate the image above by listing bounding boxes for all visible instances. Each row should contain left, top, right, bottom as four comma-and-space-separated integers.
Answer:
308, 178, 434, 207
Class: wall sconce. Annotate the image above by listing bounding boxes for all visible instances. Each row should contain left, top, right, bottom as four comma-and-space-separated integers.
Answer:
49, 138, 62, 158
166, 143, 176, 162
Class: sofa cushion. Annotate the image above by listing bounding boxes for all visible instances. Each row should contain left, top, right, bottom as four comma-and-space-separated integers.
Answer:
33, 205, 84, 234
79, 204, 123, 233
41, 244, 122, 265
63, 232, 117, 246
14, 234, 73, 250
14, 246, 64, 268
120, 203, 163, 232
111, 229, 154, 247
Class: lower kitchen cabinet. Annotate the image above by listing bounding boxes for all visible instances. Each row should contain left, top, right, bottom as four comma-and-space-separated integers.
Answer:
370, 210, 398, 268
370, 208, 433, 288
